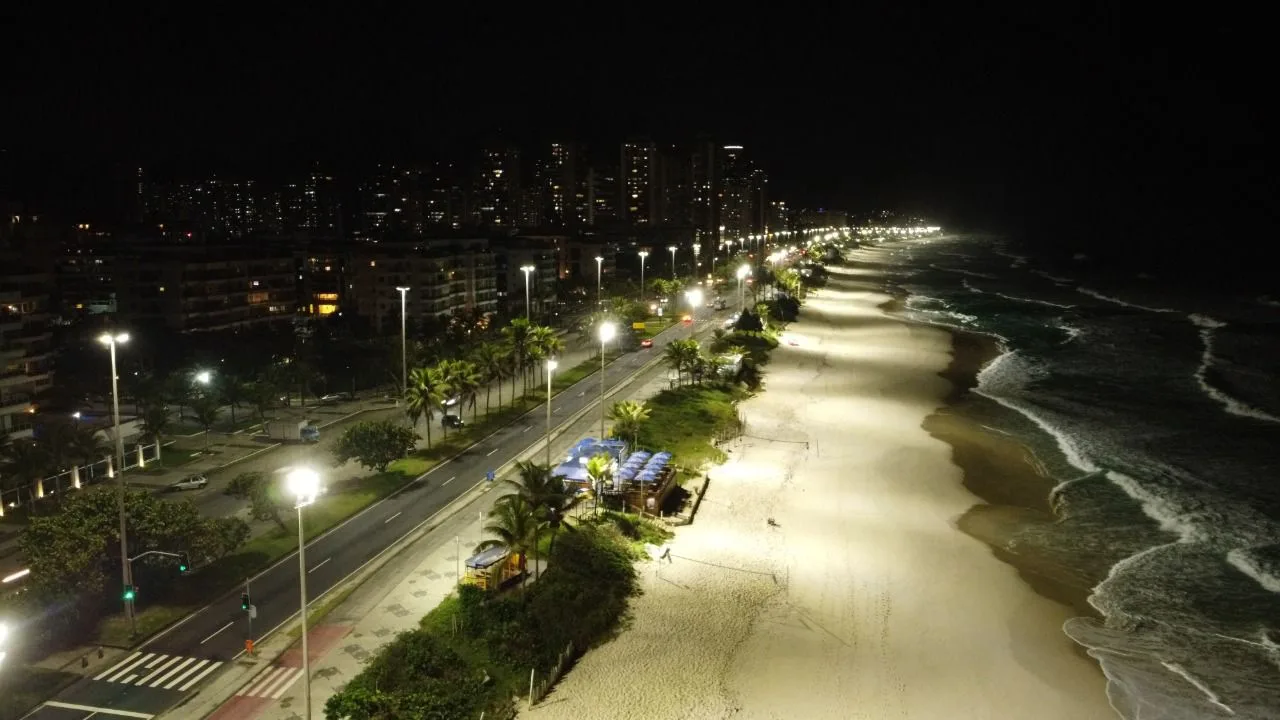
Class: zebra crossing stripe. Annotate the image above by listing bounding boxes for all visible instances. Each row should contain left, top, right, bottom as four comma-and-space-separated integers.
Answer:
94, 652, 141, 681
135, 656, 181, 686
162, 659, 210, 690
239, 666, 304, 698
106, 652, 156, 683
243, 666, 289, 697
177, 660, 222, 692
266, 668, 304, 699
149, 657, 196, 687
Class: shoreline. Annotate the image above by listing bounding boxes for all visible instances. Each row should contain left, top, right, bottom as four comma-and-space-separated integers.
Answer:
894, 305, 1102, 620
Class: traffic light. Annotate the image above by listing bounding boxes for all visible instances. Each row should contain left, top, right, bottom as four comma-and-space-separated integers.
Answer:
178, 553, 189, 573
123, 585, 136, 601
241, 592, 250, 611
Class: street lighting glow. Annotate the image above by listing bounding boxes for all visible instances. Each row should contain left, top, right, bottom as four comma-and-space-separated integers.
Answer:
736, 264, 750, 279
287, 467, 321, 507
98, 331, 129, 346
546, 359, 558, 372
195, 370, 212, 384
686, 288, 703, 308
598, 322, 617, 343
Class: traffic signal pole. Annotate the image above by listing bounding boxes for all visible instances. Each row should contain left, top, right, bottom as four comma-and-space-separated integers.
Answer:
243, 578, 255, 654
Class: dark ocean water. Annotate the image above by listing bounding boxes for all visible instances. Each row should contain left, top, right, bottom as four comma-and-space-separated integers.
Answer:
855, 234, 1280, 719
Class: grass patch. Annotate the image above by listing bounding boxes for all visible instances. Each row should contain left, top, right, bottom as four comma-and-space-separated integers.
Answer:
0, 666, 80, 720
137, 446, 201, 473
635, 384, 747, 472
97, 604, 193, 648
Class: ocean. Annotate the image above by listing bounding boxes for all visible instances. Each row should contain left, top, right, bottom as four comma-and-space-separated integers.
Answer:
861, 234, 1280, 719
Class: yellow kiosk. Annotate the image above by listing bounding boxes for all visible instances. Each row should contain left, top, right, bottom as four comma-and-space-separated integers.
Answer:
461, 546, 522, 590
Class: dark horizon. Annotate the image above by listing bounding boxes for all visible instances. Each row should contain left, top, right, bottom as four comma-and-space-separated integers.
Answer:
2, 6, 1271, 263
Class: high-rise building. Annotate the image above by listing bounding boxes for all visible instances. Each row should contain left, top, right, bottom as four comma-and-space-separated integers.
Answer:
658, 145, 694, 226
544, 143, 581, 227
355, 164, 423, 239
620, 141, 657, 225
750, 169, 769, 234
348, 238, 498, 333
422, 162, 467, 229
1, 260, 53, 439
473, 148, 520, 227
586, 166, 618, 226
691, 136, 718, 235
718, 145, 753, 240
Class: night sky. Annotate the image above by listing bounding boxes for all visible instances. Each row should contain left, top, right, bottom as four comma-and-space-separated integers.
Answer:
2, 6, 1270, 274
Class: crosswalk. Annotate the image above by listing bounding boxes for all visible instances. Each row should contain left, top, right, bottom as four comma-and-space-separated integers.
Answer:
237, 665, 305, 699
93, 651, 223, 692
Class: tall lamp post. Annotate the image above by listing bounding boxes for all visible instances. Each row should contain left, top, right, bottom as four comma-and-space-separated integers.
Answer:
287, 468, 321, 720
545, 359, 557, 467
667, 245, 678, 279
598, 322, 616, 438
99, 331, 135, 636
692, 241, 701, 276
594, 256, 604, 308
736, 264, 750, 311
520, 265, 535, 319
638, 250, 649, 302
194, 370, 214, 451
395, 287, 409, 406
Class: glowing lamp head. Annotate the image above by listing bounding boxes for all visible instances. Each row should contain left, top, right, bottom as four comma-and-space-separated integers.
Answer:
98, 331, 130, 346
287, 467, 321, 506
598, 322, 617, 343
686, 289, 703, 307
195, 370, 212, 385
736, 265, 750, 279
546, 359, 558, 372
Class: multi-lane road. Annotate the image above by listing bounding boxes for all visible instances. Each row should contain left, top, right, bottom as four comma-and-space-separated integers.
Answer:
23, 306, 727, 720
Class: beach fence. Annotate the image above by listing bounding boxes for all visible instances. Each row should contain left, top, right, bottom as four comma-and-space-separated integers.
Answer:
528, 641, 576, 708
712, 410, 747, 444
0, 441, 161, 517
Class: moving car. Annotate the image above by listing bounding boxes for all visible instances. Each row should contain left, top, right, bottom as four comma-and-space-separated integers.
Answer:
168, 474, 208, 491
443, 414, 465, 429
640, 338, 653, 348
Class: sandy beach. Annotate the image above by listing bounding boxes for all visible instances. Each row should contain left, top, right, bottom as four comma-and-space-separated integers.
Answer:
524, 255, 1114, 719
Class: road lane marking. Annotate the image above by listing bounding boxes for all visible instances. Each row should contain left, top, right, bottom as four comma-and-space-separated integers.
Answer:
269, 668, 306, 699
577, 391, 585, 397
486, 448, 498, 456
176, 659, 223, 691
94, 651, 141, 680
134, 655, 179, 684
149, 656, 196, 687
200, 621, 234, 645
383, 512, 402, 524
163, 658, 211, 690
43, 701, 154, 719
309, 557, 332, 573
443, 476, 455, 485
523, 426, 532, 432
104, 652, 155, 682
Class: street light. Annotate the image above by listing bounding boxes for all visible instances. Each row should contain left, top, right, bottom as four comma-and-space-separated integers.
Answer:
545, 359, 557, 467
686, 288, 703, 313
98, 330, 135, 636
396, 287, 409, 408
594, 256, 604, 308
598, 322, 616, 438
736, 264, 750, 310
667, 245, 678, 279
194, 370, 212, 385
638, 250, 649, 302
287, 467, 321, 720
520, 265, 535, 319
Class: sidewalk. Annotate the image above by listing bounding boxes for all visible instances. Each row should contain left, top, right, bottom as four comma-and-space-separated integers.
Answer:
181, 320, 715, 720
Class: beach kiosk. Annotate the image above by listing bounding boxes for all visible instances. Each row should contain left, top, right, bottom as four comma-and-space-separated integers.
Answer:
461, 546, 522, 591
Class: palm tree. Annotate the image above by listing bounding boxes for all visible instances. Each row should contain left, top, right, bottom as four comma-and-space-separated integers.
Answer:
434, 360, 466, 437
1, 438, 52, 504
501, 317, 534, 398
529, 325, 564, 386
585, 452, 614, 517
140, 402, 173, 463
219, 375, 248, 426
190, 395, 221, 451
501, 461, 584, 576
448, 360, 483, 422
36, 417, 78, 473
246, 378, 278, 422
607, 400, 650, 448
68, 423, 108, 474
663, 342, 686, 386
472, 342, 507, 412
406, 365, 446, 448
475, 495, 543, 584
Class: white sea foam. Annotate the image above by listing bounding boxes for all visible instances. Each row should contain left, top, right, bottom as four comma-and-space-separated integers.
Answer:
1077, 287, 1179, 313
1189, 314, 1280, 424
1257, 295, 1280, 308
1056, 319, 1083, 344
1032, 269, 1075, 284
992, 247, 1029, 268
928, 264, 998, 279
1104, 470, 1201, 543
1160, 662, 1236, 716
1226, 548, 1280, 595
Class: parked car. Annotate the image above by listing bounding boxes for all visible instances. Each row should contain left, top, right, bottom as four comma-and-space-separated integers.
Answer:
169, 474, 208, 492
319, 392, 354, 405
442, 414, 465, 429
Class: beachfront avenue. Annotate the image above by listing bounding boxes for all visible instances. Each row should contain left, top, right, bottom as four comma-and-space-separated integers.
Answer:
18, 300, 734, 720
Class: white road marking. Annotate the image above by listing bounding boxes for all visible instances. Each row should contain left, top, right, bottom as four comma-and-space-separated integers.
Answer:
522, 426, 532, 432
162, 658, 210, 690
104, 652, 154, 682
243, 666, 289, 696
149, 657, 195, 687
268, 668, 305, 699
200, 621, 234, 645
176, 659, 223, 691
94, 651, 141, 681
134, 655, 179, 685
309, 557, 332, 572
443, 476, 455, 485
43, 701, 154, 718
486, 448, 498, 456
383, 512, 402, 524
